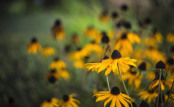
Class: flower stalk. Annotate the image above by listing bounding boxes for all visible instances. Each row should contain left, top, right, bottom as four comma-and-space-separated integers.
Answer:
117, 63, 129, 96
157, 69, 163, 107
106, 75, 111, 91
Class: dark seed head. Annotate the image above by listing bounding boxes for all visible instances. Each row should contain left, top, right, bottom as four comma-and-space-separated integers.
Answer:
121, 4, 128, 11
65, 44, 71, 53
46, 98, 52, 102
123, 21, 131, 29
90, 40, 96, 44
76, 47, 82, 51
111, 87, 120, 95
111, 50, 121, 59
101, 32, 109, 44
111, 11, 118, 19
138, 62, 146, 71
63, 94, 69, 102
48, 76, 56, 83
130, 71, 137, 75
148, 89, 155, 94
54, 57, 59, 61
140, 100, 149, 107
50, 69, 56, 73
103, 55, 109, 60
144, 17, 151, 25
167, 58, 174, 65
155, 61, 165, 69
116, 22, 122, 28
121, 33, 127, 39
31, 37, 37, 43
55, 19, 62, 26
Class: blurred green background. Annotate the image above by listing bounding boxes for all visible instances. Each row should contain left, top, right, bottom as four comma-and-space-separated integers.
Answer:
0, 0, 174, 106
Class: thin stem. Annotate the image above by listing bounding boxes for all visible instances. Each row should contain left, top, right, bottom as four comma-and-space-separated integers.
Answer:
117, 63, 129, 96
157, 69, 162, 107
106, 75, 110, 91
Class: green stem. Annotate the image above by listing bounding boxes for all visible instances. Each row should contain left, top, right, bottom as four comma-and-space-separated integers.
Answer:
157, 69, 163, 107
106, 75, 110, 91
117, 63, 129, 96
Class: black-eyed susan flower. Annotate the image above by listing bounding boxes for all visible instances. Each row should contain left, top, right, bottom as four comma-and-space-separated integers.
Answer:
69, 47, 89, 60
138, 90, 158, 104
84, 26, 101, 43
46, 69, 58, 84
51, 19, 65, 41
27, 37, 41, 54
42, 46, 55, 56
74, 60, 85, 69
94, 86, 132, 107
122, 68, 142, 89
100, 10, 109, 23
127, 32, 141, 44
70, 33, 81, 44
115, 33, 133, 56
85, 50, 137, 75
54, 69, 70, 80
41, 97, 59, 107
138, 62, 146, 71
59, 94, 80, 107
166, 32, 174, 43
83, 41, 103, 55
50, 58, 66, 70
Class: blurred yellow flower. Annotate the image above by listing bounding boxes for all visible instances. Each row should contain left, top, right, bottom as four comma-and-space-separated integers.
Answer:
138, 90, 158, 104
54, 69, 70, 80
42, 47, 55, 56
52, 20, 65, 41
127, 32, 141, 44
166, 33, 174, 43
60, 94, 80, 107
74, 60, 84, 69
100, 10, 109, 23
70, 34, 81, 44
115, 33, 133, 56
83, 42, 103, 55
50, 58, 66, 70
85, 50, 137, 75
84, 27, 101, 43
146, 72, 156, 81
69, 48, 89, 60
41, 98, 59, 107
94, 87, 133, 107
27, 37, 41, 54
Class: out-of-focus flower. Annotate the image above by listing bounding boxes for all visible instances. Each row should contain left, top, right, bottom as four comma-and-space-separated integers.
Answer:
127, 32, 141, 44
42, 46, 55, 56
84, 27, 101, 43
54, 69, 70, 80
115, 33, 133, 56
138, 90, 158, 104
146, 71, 156, 81
70, 33, 81, 44
101, 32, 110, 44
111, 11, 118, 20
100, 10, 109, 23
152, 29, 163, 43
50, 58, 66, 70
94, 86, 132, 107
69, 47, 89, 60
27, 37, 41, 54
74, 60, 84, 69
122, 68, 142, 89
41, 98, 59, 107
85, 50, 137, 75
120, 4, 128, 11
59, 94, 80, 107
51, 19, 65, 41
166, 32, 174, 43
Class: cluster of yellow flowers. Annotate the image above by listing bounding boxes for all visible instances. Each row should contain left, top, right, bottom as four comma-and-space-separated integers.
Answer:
26, 4, 174, 107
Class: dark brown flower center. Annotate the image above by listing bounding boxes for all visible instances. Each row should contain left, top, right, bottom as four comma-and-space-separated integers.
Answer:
54, 57, 59, 61
103, 55, 109, 60
111, 50, 121, 59
121, 33, 127, 39
155, 61, 165, 69
138, 62, 146, 71
111, 87, 120, 95
140, 100, 149, 107
31, 37, 37, 43
48, 76, 56, 83
63, 94, 69, 102
101, 32, 109, 44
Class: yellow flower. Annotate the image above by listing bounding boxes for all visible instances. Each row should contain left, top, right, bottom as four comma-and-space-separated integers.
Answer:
69, 48, 89, 60
70, 34, 81, 44
41, 98, 59, 107
50, 58, 66, 70
46, 69, 58, 84
144, 48, 165, 63
122, 70, 142, 89
153, 31, 163, 43
27, 37, 41, 54
94, 86, 133, 107
100, 10, 109, 23
166, 33, 174, 43
74, 60, 84, 69
54, 69, 70, 80
138, 90, 158, 104
127, 32, 141, 44
60, 94, 80, 107
84, 27, 101, 43
51, 20, 65, 41
42, 47, 55, 56
85, 50, 137, 75
83, 42, 103, 55
115, 33, 133, 56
